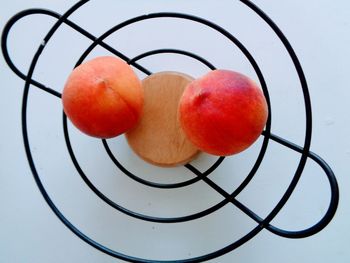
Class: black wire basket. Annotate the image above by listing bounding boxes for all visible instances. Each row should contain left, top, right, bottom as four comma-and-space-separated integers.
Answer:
1, 0, 339, 262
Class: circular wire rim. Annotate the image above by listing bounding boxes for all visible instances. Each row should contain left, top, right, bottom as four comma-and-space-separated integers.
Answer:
62, 49, 230, 223
102, 48, 221, 189
62, 6, 272, 224
8, 0, 326, 262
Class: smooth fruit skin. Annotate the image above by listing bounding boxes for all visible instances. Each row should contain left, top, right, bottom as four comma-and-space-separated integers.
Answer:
179, 69, 268, 156
62, 56, 143, 138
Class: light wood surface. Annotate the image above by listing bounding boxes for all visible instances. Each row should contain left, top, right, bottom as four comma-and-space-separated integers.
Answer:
126, 71, 200, 167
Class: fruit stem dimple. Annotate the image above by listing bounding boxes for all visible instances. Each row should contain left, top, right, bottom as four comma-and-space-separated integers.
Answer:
193, 89, 210, 105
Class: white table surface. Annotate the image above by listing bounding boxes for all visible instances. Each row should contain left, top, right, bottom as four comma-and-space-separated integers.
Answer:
1, 1, 349, 262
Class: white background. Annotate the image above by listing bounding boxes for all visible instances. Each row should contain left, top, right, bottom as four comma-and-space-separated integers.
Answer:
1, 1, 349, 262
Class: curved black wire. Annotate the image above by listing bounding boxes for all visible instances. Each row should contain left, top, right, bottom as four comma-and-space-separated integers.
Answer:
61, 7, 274, 235
13, 1, 145, 263
1, 8, 152, 95
64, 1, 273, 224
63, 113, 231, 224
102, 48, 220, 189
242, 0, 314, 231
1, 9, 62, 98
127, 48, 217, 70
263, 133, 339, 238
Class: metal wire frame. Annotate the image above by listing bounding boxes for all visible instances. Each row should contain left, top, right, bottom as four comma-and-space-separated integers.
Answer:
1, 0, 339, 262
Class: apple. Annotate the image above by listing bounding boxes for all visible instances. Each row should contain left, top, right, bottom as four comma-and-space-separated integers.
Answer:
178, 69, 268, 156
62, 56, 143, 138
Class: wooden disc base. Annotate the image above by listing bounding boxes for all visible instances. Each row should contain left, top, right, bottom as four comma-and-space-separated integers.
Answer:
126, 71, 200, 167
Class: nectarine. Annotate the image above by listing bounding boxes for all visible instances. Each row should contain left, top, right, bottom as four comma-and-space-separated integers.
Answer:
179, 69, 268, 156
62, 56, 143, 138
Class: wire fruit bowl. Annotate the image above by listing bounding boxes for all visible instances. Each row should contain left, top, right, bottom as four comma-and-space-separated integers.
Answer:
1, 1, 339, 262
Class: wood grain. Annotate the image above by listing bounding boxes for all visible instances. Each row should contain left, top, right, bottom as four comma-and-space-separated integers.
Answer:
125, 71, 200, 167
